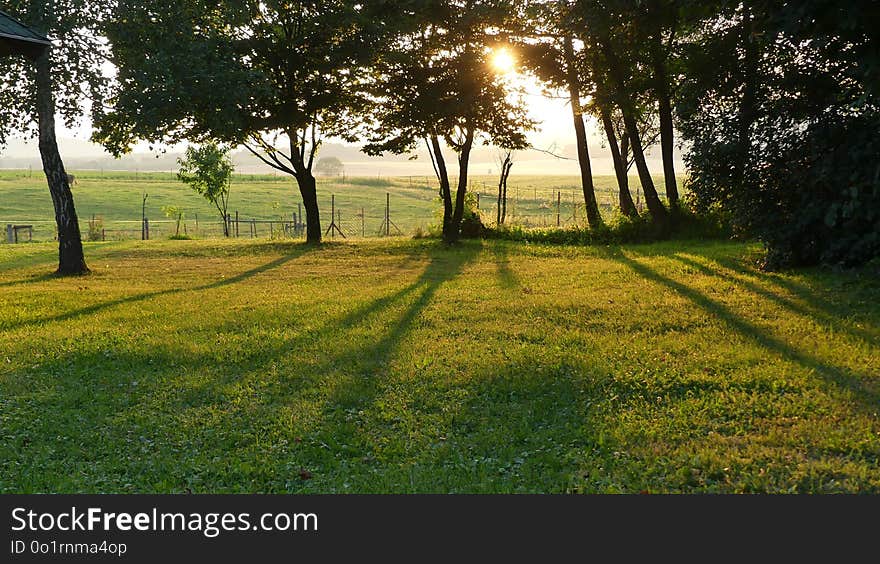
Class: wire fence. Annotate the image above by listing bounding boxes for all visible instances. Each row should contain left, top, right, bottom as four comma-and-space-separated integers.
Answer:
3, 187, 659, 244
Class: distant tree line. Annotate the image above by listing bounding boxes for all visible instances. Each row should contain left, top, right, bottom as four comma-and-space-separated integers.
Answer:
1, 0, 877, 270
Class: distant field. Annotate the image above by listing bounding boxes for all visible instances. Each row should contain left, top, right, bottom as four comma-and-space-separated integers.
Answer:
1, 238, 878, 493
0, 169, 672, 241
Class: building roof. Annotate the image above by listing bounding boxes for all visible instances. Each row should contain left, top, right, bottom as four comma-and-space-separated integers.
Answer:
0, 9, 50, 58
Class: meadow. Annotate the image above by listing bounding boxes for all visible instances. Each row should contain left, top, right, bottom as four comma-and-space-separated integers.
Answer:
0, 170, 658, 240
1, 237, 878, 493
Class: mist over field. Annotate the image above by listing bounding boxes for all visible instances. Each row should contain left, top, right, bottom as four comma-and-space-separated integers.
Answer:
0, 133, 684, 177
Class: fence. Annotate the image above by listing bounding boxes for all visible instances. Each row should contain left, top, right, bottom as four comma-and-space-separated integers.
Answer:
2, 185, 661, 244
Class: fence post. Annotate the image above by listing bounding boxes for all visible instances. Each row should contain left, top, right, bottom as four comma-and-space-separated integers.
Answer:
476, 193, 480, 209
361, 207, 365, 238
251, 218, 256, 238
235, 211, 239, 237
6, 224, 13, 243
556, 191, 561, 227
102, 228, 106, 241
144, 218, 150, 240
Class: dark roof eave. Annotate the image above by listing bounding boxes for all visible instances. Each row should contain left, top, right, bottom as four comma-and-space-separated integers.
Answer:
0, 31, 50, 46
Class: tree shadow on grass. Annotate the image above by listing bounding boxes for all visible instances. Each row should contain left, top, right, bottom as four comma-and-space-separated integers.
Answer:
491, 241, 520, 290
606, 249, 880, 415
1, 248, 314, 332
0, 242, 484, 492
711, 254, 880, 336
670, 253, 879, 346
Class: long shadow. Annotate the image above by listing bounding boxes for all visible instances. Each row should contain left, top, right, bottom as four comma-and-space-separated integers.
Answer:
610, 250, 880, 415
1, 249, 311, 332
0, 272, 59, 288
182, 243, 483, 480
1, 243, 483, 492
713, 254, 880, 329
491, 242, 520, 289
671, 254, 879, 345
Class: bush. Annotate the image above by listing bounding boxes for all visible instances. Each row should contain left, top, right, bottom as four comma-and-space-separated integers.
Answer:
484, 204, 732, 246
459, 193, 486, 239
87, 215, 104, 242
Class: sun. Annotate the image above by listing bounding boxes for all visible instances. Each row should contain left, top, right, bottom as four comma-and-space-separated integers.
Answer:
490, 48, 516, 75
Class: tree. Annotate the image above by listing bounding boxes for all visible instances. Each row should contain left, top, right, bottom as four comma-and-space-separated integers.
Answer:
580, 2, 669, 225
161, 205, 186, 238
592, 100, 661, 217
96, 0, 383, 244
495, 149, 514, 225
362, 0, 534, 244
641, 0, 681, 208
0, 2, 108, 274
516, 3, 603, 228
177, 143, 234, 237
678, 1, 880, 267
315, 156, 345, 176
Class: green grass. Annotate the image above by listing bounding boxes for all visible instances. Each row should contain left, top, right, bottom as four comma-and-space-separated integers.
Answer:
0, 169, 668, 240
1, 238, 877, 493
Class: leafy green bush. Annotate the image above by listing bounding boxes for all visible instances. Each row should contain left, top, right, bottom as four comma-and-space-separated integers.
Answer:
87, 215, 104, 242
459, 192, 485, 239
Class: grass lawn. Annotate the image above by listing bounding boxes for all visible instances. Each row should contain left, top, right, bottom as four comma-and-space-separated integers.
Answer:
0, 237, 878, 493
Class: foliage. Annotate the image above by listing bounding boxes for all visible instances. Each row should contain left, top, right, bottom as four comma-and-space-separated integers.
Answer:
0, 1, 110, 146
485, 203, 731, 246
459, 192, 485, 239
177, 143, 234, 235
360, 0, 534, 242
87, 215, 104, 242
95, 0, 388, 243
678, 1, 880, 268
161, 205, 186, 237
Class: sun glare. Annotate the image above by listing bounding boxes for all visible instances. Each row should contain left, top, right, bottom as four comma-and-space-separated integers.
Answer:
490, 48, 516, 75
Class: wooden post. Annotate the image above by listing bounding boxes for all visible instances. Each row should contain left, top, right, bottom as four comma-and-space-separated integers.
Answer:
235, 211, 239, 237
6, 224, 13, 244
557, 191, 561, 227
102, 228, 105, 241
251, 218, 256, 238
386, 192, 390, 236
144, 218, 150, 240
476, 193, 480, 209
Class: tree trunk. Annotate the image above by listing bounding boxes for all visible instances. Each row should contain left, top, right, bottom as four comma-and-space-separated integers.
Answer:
600, 107, 638, 217
34, 48, 88, 275
600, 38, 668, 223
621, 107, 668, 223
501, 168, 508, 224
737, 6, 757, 192
295, 172, 321, 243
497, 152, 512, 226
430, 135, 454, 238
652, 39, 679, 208
447, 128, 474, 244
564, 36, 602, 228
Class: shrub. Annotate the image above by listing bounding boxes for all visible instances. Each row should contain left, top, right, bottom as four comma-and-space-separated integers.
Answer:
87, 215, 104, 242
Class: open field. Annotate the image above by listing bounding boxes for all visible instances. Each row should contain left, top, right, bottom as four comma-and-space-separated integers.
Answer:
0, 170, 671, 240
1, 238, 878, 493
